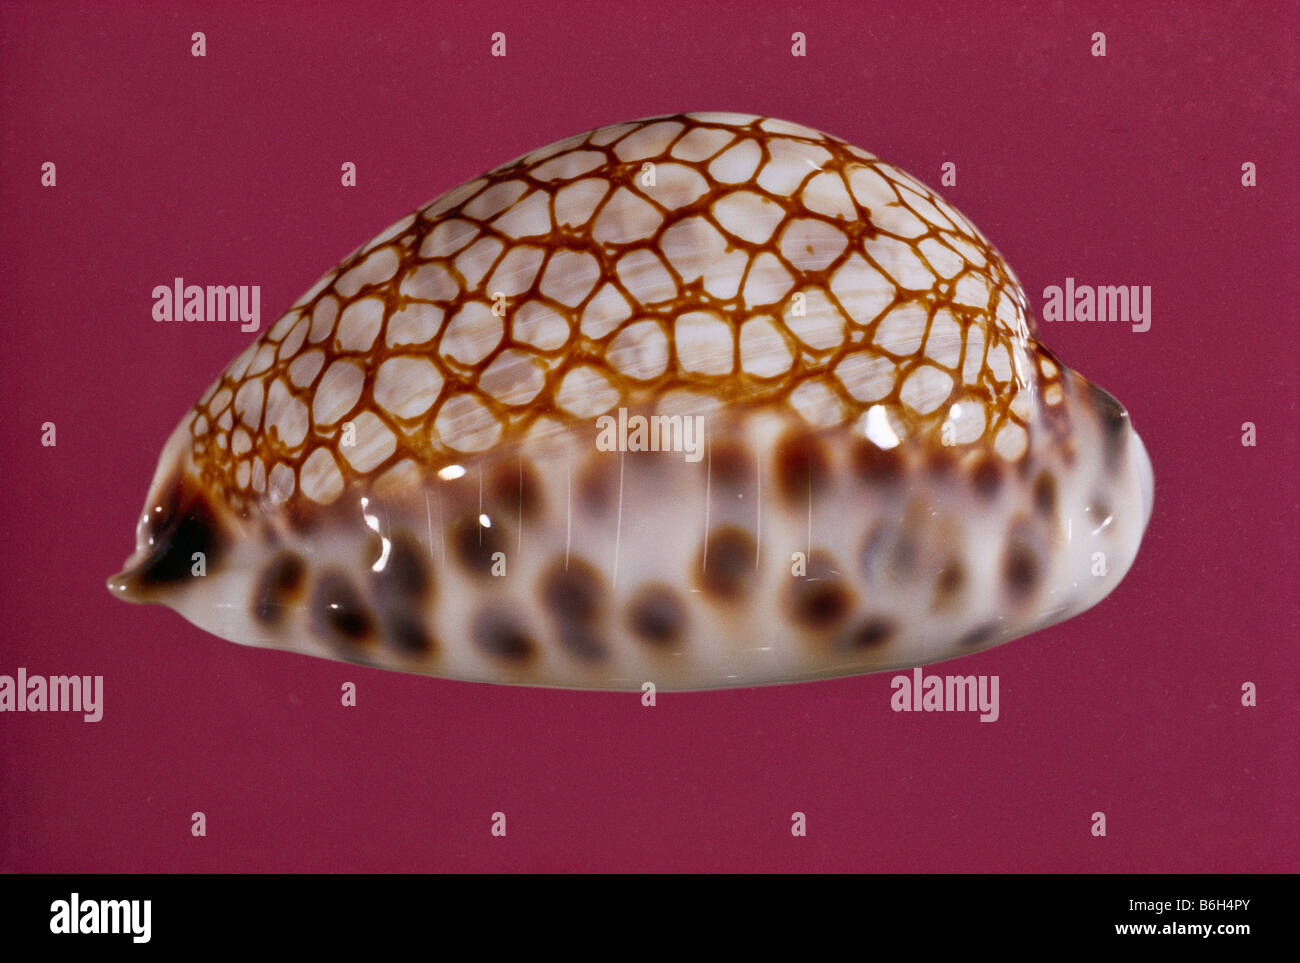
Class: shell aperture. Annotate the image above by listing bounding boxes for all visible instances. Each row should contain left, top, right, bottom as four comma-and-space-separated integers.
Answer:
107, 112, 1153, 690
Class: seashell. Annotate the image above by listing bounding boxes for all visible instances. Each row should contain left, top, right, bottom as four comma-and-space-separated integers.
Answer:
107, 113, 1153, 690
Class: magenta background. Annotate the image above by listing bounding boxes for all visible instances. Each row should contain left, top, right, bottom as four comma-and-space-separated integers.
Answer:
1, 0, 1295, 873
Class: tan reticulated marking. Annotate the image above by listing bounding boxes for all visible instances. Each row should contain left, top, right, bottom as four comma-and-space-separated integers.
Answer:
514, 299, 573, 350
900, 364, 954, 415
708, 139, 762, 184
539, 249, 600, 305
789, 378, 847, 428
785, 288, 846, 352
835, 350, 897, 402
556, 365, 621, 417
670, 125, 735, 161
420, 218, 479, 258
278, 316, 308, 359
994, 422, 1028, 460
954, 273, 993, 310
758, 140, 831, 194
555, 178, 610, 227
400, 262, 459, 302
487, 244, 546, 297
434, 394, 501, 452
455, 237, 505, 288
739, 315, 794, 379
743, 251, 796, 305
646, 163, 710, 206
610, 120, 684, 161
479, 349, 546, 406
233, 379, 265, 430
711, 190, 784, 243
340, 411, 397, 473
267, 462, 295, 505
946, 401, 986, 445
802, 171, 857, 221
592, 187, 663, 245
308, 296, 339, 343
615, 249, 676, 305
961, 323, 986, 385
336, 247, 401, 297
313, 359, 364, 426
580, 284, 633, 338
186, 113, 1053, 512
608, 321, 670, 381
829, 253, 895, 324
865, 235, 934, 290
300, 447, 345, 504
266, 379, 309, 448
441, 302, 502, 365
530, 149, 605, 181
335, 296, 385, 352
374, 356, 443, 419
896, 184, 956, 231
918, 238, 966, 280
873, 300, 928, 357
462, 179, 528, 220
288, 349, 325, 389
924, 308, 963, 368
248, 343, 278, 377
778, 218, 848, 271
386, 301, 443, 347
659, 217, 747, 299
491, 190, 552, 238
675, 311, 734, 376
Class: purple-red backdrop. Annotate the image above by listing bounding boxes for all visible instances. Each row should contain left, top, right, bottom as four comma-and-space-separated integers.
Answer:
1, 0, 1295, 872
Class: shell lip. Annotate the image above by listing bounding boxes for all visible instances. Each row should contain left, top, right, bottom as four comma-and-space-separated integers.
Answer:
107, 470, 225, 605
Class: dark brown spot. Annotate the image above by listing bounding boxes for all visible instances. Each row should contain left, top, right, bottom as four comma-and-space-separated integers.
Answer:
787, 552, 853, 630
1088, 382, 1129, 466
539, 558, 605, 624
1003, 537, 1041, 600
1032, 471, 1058, 519
931, 559, 965, 611
449, 512, 506, 577
133, 480, 223, 590
312, 571, 374, 645
384, 613, 435, 656
841, 617, 896, 650
851, 437, 905, 486
959, 622, 1001, 648
697, 526, 757, 600
970, 455, 1003, 500
538, 558, 608, 662
924, 448, 957, 479
487, 458, 544, 523
627, 584, 687, 647
472, 609, 536, 662
253, 552, 306, 626
774, 430, 831, 503
577, 454, 619, 515
373, 533, 432, 603
1088, 499, 1113, 532
709, 438, 754, 493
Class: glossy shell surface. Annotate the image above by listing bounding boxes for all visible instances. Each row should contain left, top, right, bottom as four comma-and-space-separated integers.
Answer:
108, 112, 1153, 689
